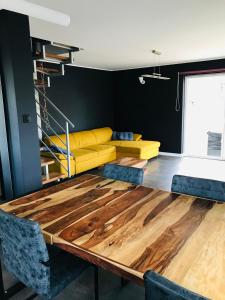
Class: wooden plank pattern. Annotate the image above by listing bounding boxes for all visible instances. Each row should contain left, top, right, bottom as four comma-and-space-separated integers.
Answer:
109, 157, 147, 169
0, 174, 224, 300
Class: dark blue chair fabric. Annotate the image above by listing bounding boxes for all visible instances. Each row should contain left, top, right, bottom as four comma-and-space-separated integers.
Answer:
171, 175, 225, 202
0, 209, 88, 299
103, 163, 144, 185
144, 270, 210, 300
112, 131, 134, 141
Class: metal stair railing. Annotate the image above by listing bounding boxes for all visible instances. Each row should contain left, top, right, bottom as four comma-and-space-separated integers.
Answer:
34, 85, 75, 178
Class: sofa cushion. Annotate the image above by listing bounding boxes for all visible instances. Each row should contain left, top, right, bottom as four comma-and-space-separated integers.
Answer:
72, 131, 97, 149
46, 133, 79, 150
46, 129, 107, 150
106, 140, 160, 154
41, 152, 74, 161
72, 149, 98, 163
91, 127, 113, 144
83, 144, 116, 156
41, 146, 74, 157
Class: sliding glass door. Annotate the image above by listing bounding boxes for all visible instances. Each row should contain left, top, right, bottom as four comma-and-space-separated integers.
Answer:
183, 73, 225, 160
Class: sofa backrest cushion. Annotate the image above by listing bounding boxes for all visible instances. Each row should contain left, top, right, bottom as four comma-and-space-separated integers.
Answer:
46, 133, 79, 150
46, 127, 112, 150
72, 130, 97, 149
91, 127, 113, 144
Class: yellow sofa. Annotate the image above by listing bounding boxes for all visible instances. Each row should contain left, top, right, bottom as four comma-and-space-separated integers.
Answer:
43, 127, 160, 176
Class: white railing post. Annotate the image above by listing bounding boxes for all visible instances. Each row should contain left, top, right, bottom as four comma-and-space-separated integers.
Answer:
65, 121, 71, 177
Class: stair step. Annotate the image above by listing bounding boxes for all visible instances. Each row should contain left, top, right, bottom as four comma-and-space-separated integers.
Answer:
34, 79, 50, 88
41, 157, 55, 167
36, 66, 62, 76
51, 42, 80, 52
42, 172, 66, 185
36, 64, 64, 77
45, 52, 70, 63
32, 38, 80, 64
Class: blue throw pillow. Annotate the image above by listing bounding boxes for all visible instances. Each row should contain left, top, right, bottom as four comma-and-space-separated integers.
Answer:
112, 131, 134, 141
112, 131, 118, 140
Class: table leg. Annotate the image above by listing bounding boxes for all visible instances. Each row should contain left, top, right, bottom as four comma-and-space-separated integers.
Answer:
94, 266, 99, 300
0, 241, 26, 299
0, 256, 5, 299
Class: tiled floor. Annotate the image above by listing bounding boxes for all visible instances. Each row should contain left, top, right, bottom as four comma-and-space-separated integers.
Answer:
2, 155, 225, 299
3, 264, 144, 300
144, 155, 225, 191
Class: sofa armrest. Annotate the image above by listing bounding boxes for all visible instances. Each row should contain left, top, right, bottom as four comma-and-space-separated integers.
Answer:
133, 134, 142, 141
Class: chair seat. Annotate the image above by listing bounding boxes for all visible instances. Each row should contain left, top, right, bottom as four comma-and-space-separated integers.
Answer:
46, 245, 89, 299
144, 270, 209, 300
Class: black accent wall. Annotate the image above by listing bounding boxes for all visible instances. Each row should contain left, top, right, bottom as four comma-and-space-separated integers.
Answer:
1, 8, 225, 200
114, 59, 225, 153
46, 66, 114, 133
0, 10, 42, 198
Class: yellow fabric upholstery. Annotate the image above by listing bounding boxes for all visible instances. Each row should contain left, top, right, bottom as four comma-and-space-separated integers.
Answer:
83, 144, 115, 156
116, 148, 159, 160
72, 149, 98, 162
107, 140, 160, 157
40, 152, 74, 161
133, 134, 142, 141
43, 127, 160, 177
49, 158, 76, 176
74, 131, 97, 149
91, 127, 112, 144
46, 133, 78, 150
75, 152, 116, 174
46, 127, 112, 149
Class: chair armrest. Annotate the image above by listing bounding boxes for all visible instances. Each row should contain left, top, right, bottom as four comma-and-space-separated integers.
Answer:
133, 134, 142, 141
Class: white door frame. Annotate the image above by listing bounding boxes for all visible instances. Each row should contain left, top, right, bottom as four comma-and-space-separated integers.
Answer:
182, 73, 225, 161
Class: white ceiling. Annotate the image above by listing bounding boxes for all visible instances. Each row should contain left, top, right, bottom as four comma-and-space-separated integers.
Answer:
28, 0, 225, 71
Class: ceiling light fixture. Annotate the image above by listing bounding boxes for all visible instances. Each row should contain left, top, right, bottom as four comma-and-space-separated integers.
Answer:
139, 76, 146, 85
138, 50, 170, 84
0, 0, 70, 26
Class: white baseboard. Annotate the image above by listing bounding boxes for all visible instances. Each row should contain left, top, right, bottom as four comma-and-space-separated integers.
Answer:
159, 152, 184, 157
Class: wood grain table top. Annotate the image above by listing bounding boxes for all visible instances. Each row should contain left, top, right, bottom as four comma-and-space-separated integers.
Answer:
109, 157, 148, 169
0, 174, 224, 300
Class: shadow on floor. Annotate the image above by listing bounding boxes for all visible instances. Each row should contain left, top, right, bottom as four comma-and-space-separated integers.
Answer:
3, 265, 144, 300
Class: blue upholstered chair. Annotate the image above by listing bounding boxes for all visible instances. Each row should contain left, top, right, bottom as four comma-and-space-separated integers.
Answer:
0, 209, 92, 300
102, 163, 144, 185
144, 270, 209, 300
171, 175, 225, 202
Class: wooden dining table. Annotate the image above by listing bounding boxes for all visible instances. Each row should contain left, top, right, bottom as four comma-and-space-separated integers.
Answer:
0, 173, 224, 300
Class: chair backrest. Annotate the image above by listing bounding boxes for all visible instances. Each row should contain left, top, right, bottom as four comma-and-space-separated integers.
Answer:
102, 163, 144, 185
0, 209, 50, 296
171, 175, 225, 202
144, 270, 209, 300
